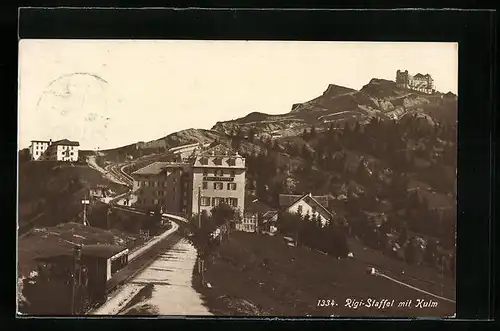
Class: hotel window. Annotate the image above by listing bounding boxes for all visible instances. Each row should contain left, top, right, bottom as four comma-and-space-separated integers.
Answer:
227, 183, 237, 190
202, 182, 208, 189
200, 157, 209, 165
143, 181, 148, 187
203, 169, 208, 176
214, 182, 223, 190
211, 197, 216, 206
230, 170, 235, 177
228, 158, 236, 166
201, 197, 211, 206
229, 198, 238, 207
297, 205, 303, 214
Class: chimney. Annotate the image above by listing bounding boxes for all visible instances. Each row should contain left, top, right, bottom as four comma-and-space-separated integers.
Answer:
49, 139, 52, 145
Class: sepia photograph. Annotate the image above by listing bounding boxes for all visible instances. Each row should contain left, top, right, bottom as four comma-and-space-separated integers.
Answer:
17, 40, 457, 317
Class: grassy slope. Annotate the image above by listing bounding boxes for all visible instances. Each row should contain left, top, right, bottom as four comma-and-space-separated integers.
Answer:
197, 232, 455, 317
18, 161, 127, 226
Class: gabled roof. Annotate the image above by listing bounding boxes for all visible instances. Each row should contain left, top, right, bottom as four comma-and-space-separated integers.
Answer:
245, 199, 274, 214
132, 162, 189, 176
51, 139, 80, 147
279, 194, 329, 209
413, 73, 425, 79
284, 193, 334, 219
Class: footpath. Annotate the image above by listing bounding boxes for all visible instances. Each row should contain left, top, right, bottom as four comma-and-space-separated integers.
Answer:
92, 216, 211, 316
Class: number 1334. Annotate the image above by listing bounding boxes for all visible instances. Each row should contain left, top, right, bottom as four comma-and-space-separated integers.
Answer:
317, 299, 337, 307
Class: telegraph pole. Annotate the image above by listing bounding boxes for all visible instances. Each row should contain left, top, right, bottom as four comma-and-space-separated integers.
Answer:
198, 186, 202, 229
81, 194, 90, 227
70, 245, 82, 315
197, 186, 203, 279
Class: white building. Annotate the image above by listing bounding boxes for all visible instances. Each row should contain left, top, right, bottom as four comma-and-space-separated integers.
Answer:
29, 140, 51, 161
131, 162, 190, 213
130, 143, 246, 219
237, 198, 274, 233
29, 139, 80, 161
190, 144, 246, 217
271, 193, 336, 227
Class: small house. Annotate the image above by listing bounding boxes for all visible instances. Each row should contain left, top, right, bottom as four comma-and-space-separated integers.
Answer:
274, 193, 339, 228
89, 185, 109, 198
238, 198, 275, 233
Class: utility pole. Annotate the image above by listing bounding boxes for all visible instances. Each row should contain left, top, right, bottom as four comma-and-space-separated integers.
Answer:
197, 186, 202, 276
198, 186, 202, 229
70, 245, 82, 315
81, 194, 90, 227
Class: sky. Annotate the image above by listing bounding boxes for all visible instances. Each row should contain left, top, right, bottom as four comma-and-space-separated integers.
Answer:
18, 40, 458, 150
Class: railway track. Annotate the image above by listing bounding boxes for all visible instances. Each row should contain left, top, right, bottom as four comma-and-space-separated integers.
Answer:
87, 213, 188, 315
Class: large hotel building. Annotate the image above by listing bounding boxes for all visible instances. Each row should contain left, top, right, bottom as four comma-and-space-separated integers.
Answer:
131, 144, 246, 218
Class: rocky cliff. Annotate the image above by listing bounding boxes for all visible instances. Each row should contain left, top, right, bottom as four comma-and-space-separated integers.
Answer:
210, 78, 457, 137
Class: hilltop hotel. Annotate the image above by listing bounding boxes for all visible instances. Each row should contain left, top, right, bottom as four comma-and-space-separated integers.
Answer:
131, 144, 246, 218
396, 70, 435, 95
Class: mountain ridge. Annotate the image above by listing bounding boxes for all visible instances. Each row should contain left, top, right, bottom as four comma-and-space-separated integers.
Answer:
86, 77, 457, 157
211, 78, 457, 138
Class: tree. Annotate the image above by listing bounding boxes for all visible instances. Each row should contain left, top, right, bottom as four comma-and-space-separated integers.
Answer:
398, 223, 409, 246
211, 203, 238, 227
404, 236, 418, 264
310, 125, 317, 138
424, 239, 438, 266
353, 121, 361, 134
277, 211, 304, 245
302, 129, 309, 140
301, 145, 311, 160
248, 127, 256, 142
343, 121, 351, 133
355, 159, 370, 185
329, 123, 335, 133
